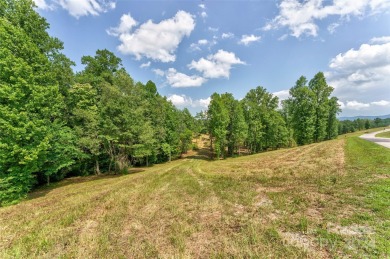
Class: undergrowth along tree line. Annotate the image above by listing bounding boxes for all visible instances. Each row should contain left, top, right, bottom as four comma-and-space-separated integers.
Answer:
1, 0, 340, 205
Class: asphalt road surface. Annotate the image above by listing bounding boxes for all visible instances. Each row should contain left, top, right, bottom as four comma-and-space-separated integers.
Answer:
360, 129, 390, 149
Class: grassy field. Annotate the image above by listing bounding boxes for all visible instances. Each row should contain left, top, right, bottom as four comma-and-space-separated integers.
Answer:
376, 131, 390, 138
0, 133, 389, 258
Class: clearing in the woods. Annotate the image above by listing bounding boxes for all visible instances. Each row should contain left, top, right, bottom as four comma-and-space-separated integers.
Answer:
0, 130, 389, 258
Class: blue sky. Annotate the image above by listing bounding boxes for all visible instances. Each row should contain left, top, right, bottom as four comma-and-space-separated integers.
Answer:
34, 0, 390, 117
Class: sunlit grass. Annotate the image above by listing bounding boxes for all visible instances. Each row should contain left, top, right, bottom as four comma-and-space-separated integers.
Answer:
376, 131, 390, 138
0, 131, 389, 258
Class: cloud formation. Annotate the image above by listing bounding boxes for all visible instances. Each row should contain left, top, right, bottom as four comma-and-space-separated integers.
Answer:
264, 0, 390, 38
33, 0, 53, 10
167, 94, 210, 108
370, 36, 390, 44
107, 13, 137, 36
326, 37, 390, 115
189, 50, 245, 79
273, 90, 290, 101
140, 62, 151, 68
108, 11, 195, 62
165, 68, 207, 88
34, 0, 116, 18
222, 32, 234, 39
337, 100, 390, 111
239, 34, 261, 45
190, 39, 215, 51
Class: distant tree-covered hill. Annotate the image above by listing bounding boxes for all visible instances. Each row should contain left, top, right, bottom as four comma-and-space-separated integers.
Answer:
338, 114, 390, 121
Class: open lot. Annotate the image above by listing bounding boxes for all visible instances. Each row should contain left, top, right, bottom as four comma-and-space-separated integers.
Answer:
0, 133, 389, 258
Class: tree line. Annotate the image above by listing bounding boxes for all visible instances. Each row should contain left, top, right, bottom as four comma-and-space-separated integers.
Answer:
0, 0, 197, 205
203, 73, 340, 159
338, 117, 390, 134
0, 0, 341, 206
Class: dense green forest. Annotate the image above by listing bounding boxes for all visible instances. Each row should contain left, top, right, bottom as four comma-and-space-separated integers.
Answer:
0, 0, 199, 205
1, 0, 342, 205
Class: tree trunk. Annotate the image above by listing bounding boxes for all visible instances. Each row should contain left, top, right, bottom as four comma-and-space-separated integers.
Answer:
227, 144, 232, 157
210, 135, 214, 159
95, 159, 101, 175
47, 175, 50, 186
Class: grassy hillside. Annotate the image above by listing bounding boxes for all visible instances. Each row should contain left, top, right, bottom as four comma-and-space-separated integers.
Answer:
376, 131, 390, 138
0, 134, 389, 258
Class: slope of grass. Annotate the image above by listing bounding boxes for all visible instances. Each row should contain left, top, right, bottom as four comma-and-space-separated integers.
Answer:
376, 131, 390, 138
0, 134, 389, 258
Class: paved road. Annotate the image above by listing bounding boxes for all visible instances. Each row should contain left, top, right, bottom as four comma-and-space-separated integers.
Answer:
360, 129, 390, 149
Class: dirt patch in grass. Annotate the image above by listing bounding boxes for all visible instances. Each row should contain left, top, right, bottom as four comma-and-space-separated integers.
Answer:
327, 223, 374, 237
254, 195, 274, 208
279, 231, 329, 258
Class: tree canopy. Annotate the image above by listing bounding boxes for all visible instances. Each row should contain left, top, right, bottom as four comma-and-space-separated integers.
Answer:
0, 0, 342, 206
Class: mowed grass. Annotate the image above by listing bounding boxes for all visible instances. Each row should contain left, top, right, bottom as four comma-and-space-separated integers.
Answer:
0, 134, 389, 258
376, 131, 390, 138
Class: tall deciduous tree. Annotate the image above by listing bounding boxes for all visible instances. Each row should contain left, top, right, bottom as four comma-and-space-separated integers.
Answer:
68, 83, 101, 174
284, 73, 340, 145
326, 97, 341, 140
309, 72, 333, 142
208, 93, 229, 159
287, 76, 316, 145
0, 14, 78, 205
242, 86, 288, 152
221, 94, 247, 156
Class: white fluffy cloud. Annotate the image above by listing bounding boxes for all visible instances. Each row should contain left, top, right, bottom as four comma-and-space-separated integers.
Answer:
165, 68, 207, 87
190, 39, 211, 51
167, 94, 210, 108
34, 0, 115, 17
239, 34, 261, 45
109, 11, 195, 62
327, 23, 340, 34
107, 13, 137, 36
327, 37, 390, 115
222, 32, 234, 39
273, 89, 290, 108
273, 90, 290, 101
33, 0, 52, 10
198, 97, 211, 108
370, 36, 390, 44
153, 69, 165, 77
371, 100, 390, 106
337, 100, 390, 111
342, 100, 370, 110
329, 43, 390, 72
167, 94, 190, 106
189, 50, 245, 79
190, 38, 218, 51
264, 0, 390, 38
140, 62, 151, 68
58, 0, 115, 18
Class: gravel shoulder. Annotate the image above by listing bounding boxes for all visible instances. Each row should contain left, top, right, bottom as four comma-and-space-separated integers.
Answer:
359, 129, 390, 149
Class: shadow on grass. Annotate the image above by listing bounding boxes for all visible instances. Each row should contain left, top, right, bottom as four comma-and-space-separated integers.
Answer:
27, 168, 145, 201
